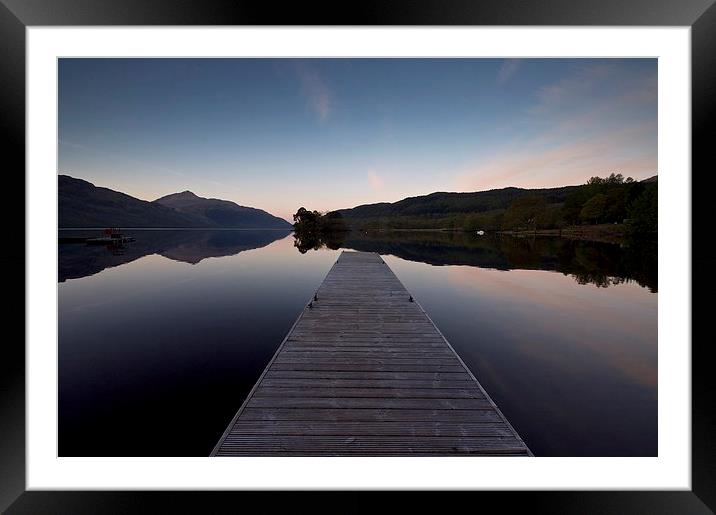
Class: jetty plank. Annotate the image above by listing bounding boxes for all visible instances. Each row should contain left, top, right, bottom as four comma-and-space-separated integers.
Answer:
212, 251, 530, 456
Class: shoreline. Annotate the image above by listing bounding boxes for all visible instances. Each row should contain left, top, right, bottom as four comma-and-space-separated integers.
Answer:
346, 224, 636, 245
496, 224, 629, 244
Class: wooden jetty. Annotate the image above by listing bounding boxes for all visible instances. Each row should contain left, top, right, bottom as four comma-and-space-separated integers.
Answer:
212, 251, 531, 456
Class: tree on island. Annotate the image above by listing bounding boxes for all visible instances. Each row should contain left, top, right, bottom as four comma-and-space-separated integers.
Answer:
293, 207, 320, 230
292, 207, 348, 253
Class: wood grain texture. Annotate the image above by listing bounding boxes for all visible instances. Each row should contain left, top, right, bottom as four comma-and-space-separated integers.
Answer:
212, 251, 531, 456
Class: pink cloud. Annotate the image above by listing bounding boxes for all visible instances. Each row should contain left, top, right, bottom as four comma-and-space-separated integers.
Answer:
368, 169, 385, 192
454, 122, 657, 191
453, 62, 658, 192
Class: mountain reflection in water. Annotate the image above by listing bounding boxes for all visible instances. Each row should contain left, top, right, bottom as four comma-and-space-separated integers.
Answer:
58, 229, 292, 282
60, 229, 656, 293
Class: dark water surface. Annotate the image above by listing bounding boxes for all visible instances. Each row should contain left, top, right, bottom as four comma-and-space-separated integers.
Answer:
58, 229, 657, 456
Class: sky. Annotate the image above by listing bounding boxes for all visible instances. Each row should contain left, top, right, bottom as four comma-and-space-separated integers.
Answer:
59, 58, 657, 221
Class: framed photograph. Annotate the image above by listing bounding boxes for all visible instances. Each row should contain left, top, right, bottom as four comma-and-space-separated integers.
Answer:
2, 0, 713, 513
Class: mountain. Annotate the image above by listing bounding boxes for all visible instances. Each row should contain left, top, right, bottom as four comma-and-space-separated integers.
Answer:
337, 185, 579, 221
334, 174, 657, 232
58, 175, 292, 229
154, 190, 291, 229
59, 175, 204, 228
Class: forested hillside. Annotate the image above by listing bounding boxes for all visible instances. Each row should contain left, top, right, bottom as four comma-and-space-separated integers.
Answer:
334, 174, 657, 237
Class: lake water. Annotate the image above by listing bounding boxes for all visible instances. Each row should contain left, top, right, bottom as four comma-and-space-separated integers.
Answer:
58, 229, 657, 457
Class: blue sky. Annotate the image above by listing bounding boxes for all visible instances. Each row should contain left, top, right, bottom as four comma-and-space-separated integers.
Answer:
59, 58, 657, 221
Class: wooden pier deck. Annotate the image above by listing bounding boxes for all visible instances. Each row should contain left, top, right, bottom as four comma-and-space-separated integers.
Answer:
212, 251, 531, 456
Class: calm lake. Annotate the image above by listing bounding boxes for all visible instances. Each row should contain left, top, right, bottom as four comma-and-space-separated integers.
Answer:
58, 229, 657, 457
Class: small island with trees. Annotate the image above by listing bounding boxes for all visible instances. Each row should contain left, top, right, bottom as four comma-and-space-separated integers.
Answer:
292, 207, 349, 253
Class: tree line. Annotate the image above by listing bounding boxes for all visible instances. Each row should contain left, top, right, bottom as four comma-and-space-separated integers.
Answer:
342, 174, 657, 239
493, 173, 657, 237
293, 173, 657, 241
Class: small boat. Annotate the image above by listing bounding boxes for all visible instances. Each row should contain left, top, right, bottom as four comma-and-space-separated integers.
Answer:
85, 228, 135, 245
476, 230, 485, 236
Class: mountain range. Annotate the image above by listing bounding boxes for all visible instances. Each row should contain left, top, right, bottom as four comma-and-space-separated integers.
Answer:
58, 175, 292, 229
336, 175, 657, 226
337, 185, 580, 220
59, 173, 656, 230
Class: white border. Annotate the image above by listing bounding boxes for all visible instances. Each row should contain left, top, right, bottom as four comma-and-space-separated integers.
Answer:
27, 27, 690, 490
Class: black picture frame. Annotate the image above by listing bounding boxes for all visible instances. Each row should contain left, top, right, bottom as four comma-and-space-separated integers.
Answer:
1, 1, 713, 513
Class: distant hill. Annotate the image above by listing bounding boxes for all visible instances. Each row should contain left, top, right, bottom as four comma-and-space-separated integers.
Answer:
641, 175, 658, 183
59, 175, 291, 229
336, 185, 579, 226
59, 175, 204, 228
155, 190, 291, 229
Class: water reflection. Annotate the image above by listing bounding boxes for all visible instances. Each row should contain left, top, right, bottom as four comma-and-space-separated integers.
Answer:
296, 230, 657, 292
59, 234, 338, 457
58, 229, 292, 282
293, 230, 345, 254
385, 259, 657, 456
59, 229, 656, 457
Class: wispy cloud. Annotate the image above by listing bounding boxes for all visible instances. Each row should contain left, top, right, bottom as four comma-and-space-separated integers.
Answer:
454, 122, 657, 192
496, 59, 523, 85
528, 63, 615, 115
527, 62, 655, 121
519, 63, 657, 146
292, 61, 332, 121
452, 62, 657, 191
368, 169, 385, 192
